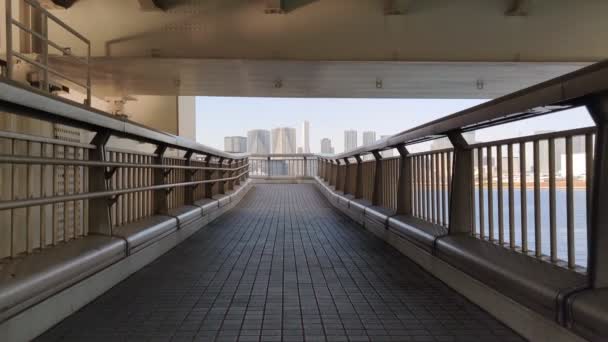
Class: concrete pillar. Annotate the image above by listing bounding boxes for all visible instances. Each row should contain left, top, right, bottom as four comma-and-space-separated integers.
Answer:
178, 96, 197, 141
396, 145, 412, 215
447, 132, 474, 234
372, 151, 383, 206
587, 94, 608, 288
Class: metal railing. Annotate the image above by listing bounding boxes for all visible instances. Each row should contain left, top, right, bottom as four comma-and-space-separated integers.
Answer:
4, 0, 91, 105
248, 154, 318, 179
0, 81, 248, 261
317, 60, 608, 279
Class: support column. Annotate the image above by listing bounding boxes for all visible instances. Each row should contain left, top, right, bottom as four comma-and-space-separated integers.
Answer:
447, 132, 474, 234
372, 151, 383, 206
354, 155, 363, 199
587, 94, 608, 288
204, 155, 213, 198
343, 158, 350, 194
218, 157, 226, 195
153, 145, 169, 215
396, 145, 412, 215
88, 130, 112, 235
235, 160, 241, 186
184, 150, 195, 205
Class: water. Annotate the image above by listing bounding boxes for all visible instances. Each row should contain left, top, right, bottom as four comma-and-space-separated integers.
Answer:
474, 188, 588, 267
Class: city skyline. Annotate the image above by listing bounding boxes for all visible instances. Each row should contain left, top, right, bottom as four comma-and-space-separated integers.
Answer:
200, 97, 594, 154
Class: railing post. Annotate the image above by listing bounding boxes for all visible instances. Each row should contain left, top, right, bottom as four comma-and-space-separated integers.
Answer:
153, 144, 169, 215
267, 156, 271, 177
372, 151, 383, 206
304, 156, 308, 177
587, 94, 608, 288
88, 130, 112, 235
184, 150, 195, 205
218, 157, 226, 195
235, 159, 241, 186
334, 159, 340, 191
343, 158, 350, 194
204, 155, 213, 198
396, 145, 412, 215
447, 132, 474, 234
354, 155, 363, 199
227, 159, 234, 191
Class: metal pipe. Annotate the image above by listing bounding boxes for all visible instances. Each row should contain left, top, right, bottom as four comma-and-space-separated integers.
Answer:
549, 138, 557, 262
566, 136, 575, 268
0, 171, 249, 211
0, 154, 248, 171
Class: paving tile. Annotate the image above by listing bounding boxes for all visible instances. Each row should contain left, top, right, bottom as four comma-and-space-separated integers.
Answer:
36, 184, 523, 342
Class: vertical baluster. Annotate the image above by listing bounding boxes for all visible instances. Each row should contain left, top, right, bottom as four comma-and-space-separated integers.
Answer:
487, 146, 494, 240
111, 152, 117, 226
433, 154, 438, 224
508, 144, 515, 248
10, 140, 15, 256
441, 152, 447, 226
549, 138, 557, 262
26, 141, 31, 253
477, 147, 484, 239
52, 144, 57, 245
425, 155, 430, 221
413, 156, 419, 217
520, 142, 528, 253
429, 155, 434, 221
447, 151, 452, 221
497, 145, 504, 245
566, 136, 575, 268
40, 142, 46, 249
585, 133, 593, 231
533, 140, 541, 257
63, 145, 69, 242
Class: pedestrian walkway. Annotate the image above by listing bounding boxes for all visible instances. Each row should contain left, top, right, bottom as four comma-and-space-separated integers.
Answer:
37, 184, 523, 342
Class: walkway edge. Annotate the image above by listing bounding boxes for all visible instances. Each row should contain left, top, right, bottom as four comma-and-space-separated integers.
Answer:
0, 182, 253, 342
313, 177, 586, 342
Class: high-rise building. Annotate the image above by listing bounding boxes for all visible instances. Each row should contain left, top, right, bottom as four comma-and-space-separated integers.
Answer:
297, 147, 303, 154
272, 127, 297, 154
362, 131, 376, 146
224, 136, 247, 153
344, 130, 358, 152
321, 138, 334, 154
301, 121, 310, 153
247, 129, 271, 154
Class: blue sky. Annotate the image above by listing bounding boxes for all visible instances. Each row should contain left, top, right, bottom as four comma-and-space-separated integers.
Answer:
196, 97, 594, 153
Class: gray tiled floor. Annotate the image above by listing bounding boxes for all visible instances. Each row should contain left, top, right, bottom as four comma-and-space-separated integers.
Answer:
37, 184, 524, 342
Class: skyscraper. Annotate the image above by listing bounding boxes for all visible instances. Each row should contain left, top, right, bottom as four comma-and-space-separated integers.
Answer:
362, 131, 377, 146
301, 121, 310, 153
344, 130, 358, 152
271, 127, 297, 154
224, 136, 247, 153
321, 138, 334, 154
247, 129, 270, 154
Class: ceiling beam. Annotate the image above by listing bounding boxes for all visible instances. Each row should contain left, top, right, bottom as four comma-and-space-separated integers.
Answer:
505, 0, 531, 16
384, 0, 411, 15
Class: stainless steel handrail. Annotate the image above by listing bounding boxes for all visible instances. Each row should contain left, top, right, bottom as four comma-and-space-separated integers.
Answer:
0, 170, 249, 211
0, 155, 250, 171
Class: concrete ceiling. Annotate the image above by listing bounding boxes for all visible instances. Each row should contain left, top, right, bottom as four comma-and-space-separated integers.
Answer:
33, 0, 605, 98
49, 57, 587, 98
46, 0, 608, 62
